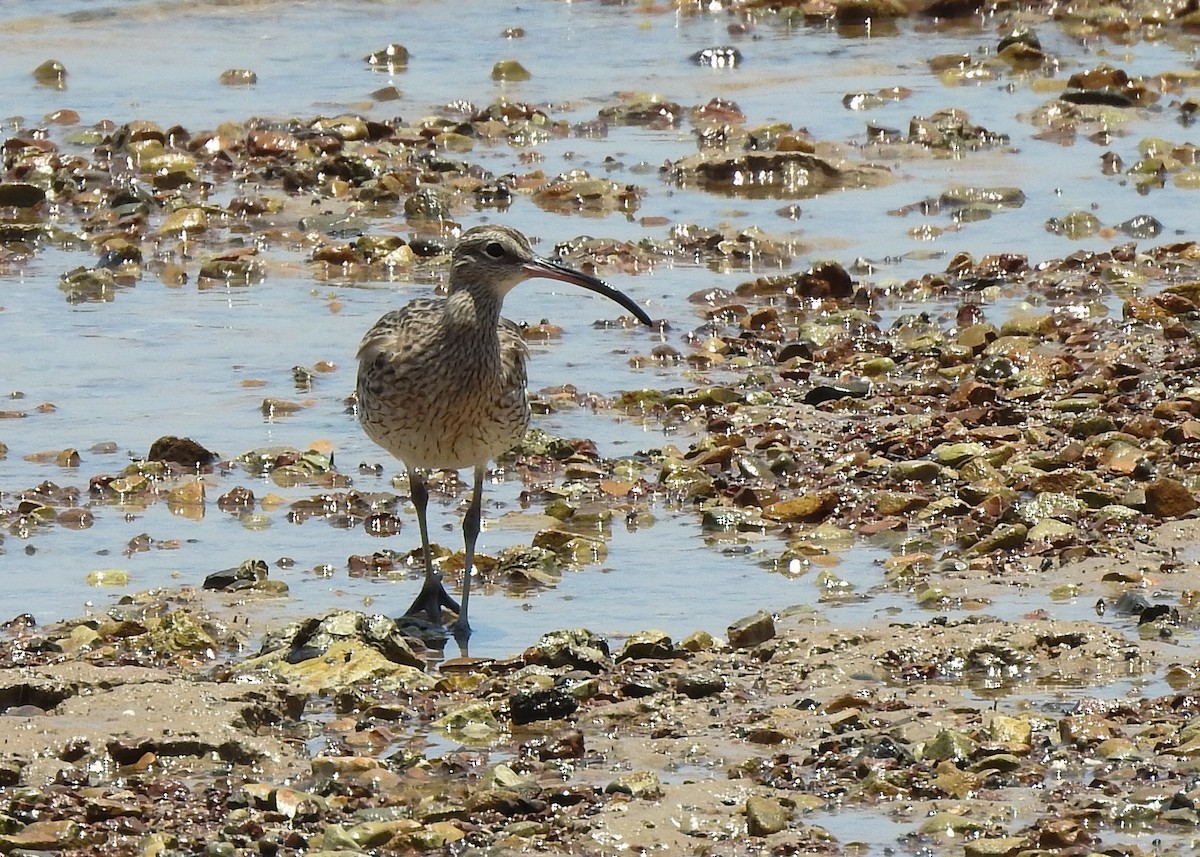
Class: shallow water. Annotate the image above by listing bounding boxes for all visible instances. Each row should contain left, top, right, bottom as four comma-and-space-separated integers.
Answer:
2, 0, 1197, 657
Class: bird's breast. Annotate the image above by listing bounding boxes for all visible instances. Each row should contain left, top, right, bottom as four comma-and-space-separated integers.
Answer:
356, 315, 532, 471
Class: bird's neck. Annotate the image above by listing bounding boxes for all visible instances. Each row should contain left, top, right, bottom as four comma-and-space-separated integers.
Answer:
444, 288, 503, 334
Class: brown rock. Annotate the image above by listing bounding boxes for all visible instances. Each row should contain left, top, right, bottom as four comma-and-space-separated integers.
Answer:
763, 493, 837, 523
948, 379, 998, 408
0, 182, 47, 208
954, 325, 998, 354
522, 729, 585, 761
147, 436, 219, 467
1123, 414, 1165, 438
1144, 476, 1197, 518
247, 128, 300, 156
728, 610, 775, 648
796, 261, 853, 298
964, 837, 1026, 857
1059, 714, 1116, 745
745, 795, 791, 835
0, 819, 81, 851
1164, 419, 1200, 443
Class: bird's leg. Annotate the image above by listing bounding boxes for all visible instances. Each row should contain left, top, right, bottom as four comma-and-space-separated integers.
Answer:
451, 465, 484, 642
404, 468, 461, 621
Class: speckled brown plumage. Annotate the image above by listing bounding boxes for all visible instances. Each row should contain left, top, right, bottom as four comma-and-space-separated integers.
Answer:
355, 224, 652, 642
358, 297, 531, 472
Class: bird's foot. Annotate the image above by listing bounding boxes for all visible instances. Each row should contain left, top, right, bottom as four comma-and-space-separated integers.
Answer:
404, 579, 462, 623
450, 615, 472, 645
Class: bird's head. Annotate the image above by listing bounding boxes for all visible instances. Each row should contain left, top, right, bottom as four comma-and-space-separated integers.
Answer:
448, 224, 652, 325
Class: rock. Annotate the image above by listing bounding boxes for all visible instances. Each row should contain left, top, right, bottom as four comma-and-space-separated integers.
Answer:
873, 491, 926, 515
495, 545, 561, 584
492, 59, 531, 81
203, 558, 267, 592
919, 812, 985, 835
1028, 518, 1076, 542
403, 188, 450, 222
32, 59, 67, 88
1144, 476, 1197, 518
523, 629, 611, 673
0, 182, 46, 208
675, 671, 726, 699
480, 762, 536, 793
467, 786, 540, 816
669, 151, 892, 199
889, 460, 943, 483
967, 523, 1028, 556
148, 610, 217, 653
762, 493, 837, 522
1162, 420, 1200, 448
1059, 714, 1116, 745
745, 795, 791, 835
509, 687, 577, 725
969, 753, 1021, 772
0, 819, 80, 851
933, 442, 987, 467
1115, 214, 1160, 239
0, 758, 23, 785
311, 755, 390, 782
604, 771, 663, 800
219, 68, 257, 86
953, 328, 998, 356
167, 479, 205, 515
1068, 413, 1116, 437
274, 786, 326, 819
923, 729, 977, 762
691, 46, 742, 68
963, 837, 1027, 857
617, 630, 673, 661
728, 610, 775, 649
86, 569, 130, 587
599, 95, 684, 128
989, 715, 1032, 746
59, 266, 118, 303
247, 638, 431, 696
804, 380, 871, 404
531, 529, 607, 564
387, 820, 464, 850
148, 436, 219, 467
1096, 737, 1140, 759
835, 0, 909, 21
433, 701, 498, 740
521, 728, 584, 760
159, 206, 208, 234
365, 43, 409, 69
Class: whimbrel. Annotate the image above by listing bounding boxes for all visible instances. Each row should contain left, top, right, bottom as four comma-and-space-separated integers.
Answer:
356, 224, 653, 641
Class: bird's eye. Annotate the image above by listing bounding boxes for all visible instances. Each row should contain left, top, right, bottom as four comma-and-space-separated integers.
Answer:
483, 241, 505, 259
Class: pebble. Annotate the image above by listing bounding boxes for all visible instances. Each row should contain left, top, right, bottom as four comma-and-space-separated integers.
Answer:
727, 610, 775, 649
745, 795, 790, 835
675, 670, 726, 699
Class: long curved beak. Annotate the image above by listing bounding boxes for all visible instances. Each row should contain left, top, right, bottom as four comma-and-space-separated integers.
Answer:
523, 257, 653, 326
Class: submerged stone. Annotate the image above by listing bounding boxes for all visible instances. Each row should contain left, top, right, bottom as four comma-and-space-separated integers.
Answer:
491, 60, 531, 81
32, 59, 67, 89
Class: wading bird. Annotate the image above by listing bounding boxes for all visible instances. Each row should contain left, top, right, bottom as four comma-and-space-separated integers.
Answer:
356, 224, 652, 642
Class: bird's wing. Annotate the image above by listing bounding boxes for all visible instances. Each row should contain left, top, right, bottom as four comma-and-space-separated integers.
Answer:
498, 317, 530, 391
356, 299, 443, 362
